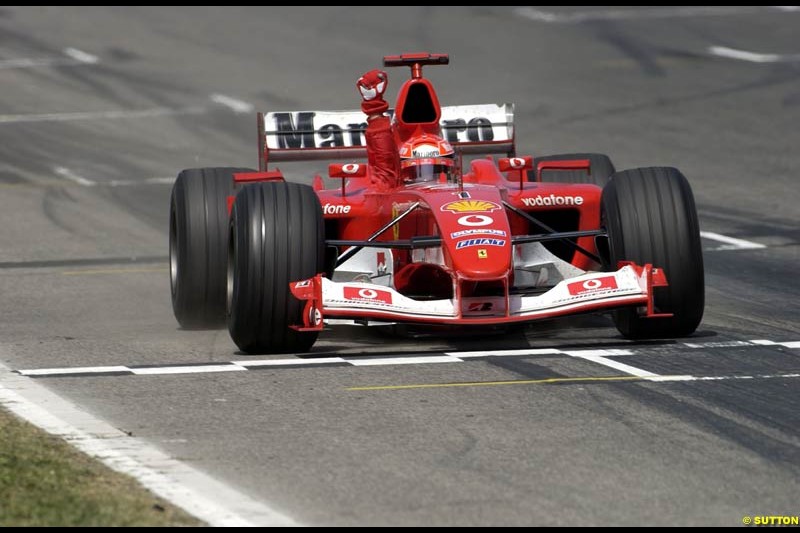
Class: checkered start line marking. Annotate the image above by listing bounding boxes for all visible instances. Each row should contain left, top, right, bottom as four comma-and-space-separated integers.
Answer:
14, 339, 800, 379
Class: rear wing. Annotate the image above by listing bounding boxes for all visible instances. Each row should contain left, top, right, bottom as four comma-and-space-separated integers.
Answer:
258, 103, 514, 169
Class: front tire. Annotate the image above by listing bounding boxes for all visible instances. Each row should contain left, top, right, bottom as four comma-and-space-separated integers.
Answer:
602, 167, 704, 338
228, 182, 324, 354
170, 167, 254, 329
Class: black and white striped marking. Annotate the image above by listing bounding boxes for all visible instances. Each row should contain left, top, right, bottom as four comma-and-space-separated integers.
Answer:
15, 339, 800, 379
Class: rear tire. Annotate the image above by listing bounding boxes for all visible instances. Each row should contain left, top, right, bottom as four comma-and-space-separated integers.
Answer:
530, 153, 616, 187
602, 167, 704, 338
170, 167, 254, 329
228, 182, 324, 354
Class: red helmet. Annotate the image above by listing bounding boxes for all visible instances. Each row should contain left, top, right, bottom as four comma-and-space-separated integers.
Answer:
398, 134, 455, 183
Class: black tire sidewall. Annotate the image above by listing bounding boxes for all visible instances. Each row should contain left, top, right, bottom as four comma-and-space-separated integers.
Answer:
602, 167, 704, 338
228, 181, 324, 354
170, 167, 254, 328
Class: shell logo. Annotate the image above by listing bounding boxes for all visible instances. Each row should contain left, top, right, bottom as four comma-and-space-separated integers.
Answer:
441, 200, 501, 213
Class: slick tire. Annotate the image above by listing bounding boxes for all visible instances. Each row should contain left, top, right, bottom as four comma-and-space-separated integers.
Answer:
170, 167, 254, 329
602, 167, 704, 338
228, 181, 324, 354
530, 153, 616, 187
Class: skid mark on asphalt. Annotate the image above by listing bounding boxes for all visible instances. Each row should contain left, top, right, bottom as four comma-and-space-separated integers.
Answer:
513, 6, 795, 24
0, 106, 207, 125
14, 338, 800, 379
0, 94, 250, 126
62, 266, 166, 276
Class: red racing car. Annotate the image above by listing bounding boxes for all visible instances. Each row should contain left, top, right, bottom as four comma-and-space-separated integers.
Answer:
169, 53, 704, 354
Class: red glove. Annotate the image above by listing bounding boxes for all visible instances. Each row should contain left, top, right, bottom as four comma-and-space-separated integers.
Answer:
357, 69, 389, 116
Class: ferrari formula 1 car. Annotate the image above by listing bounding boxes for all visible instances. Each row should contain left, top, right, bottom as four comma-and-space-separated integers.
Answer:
169, 53, 704, 354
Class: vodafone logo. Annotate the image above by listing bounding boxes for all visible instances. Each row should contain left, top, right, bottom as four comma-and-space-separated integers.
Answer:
323, 203, 351, 215
521, 195, 584, 207
567, 276, 618, 296
457, 214, 493, 227
509, 157, 526, 169
342, 163, 360, 174
343, 286, 392, 305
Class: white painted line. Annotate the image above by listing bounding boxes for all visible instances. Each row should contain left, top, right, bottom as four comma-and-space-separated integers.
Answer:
0, 359, 300, 526
63, 47, 99, 64
683, 340, 753, 349
568, 354, 660, 378
775, 6, 800, 11
102, 177, 175, 187
700, 231, 766, 250
649, 372, 800, 383
347, 355, 463, 366
15, 339, 800, 378
131, 365, 247, 375
0, 57, 63, 69
18, 365, 129, 376
144, 177, 175, 185
0, 106, 206, 125
234, 357, 346, 367
0, 49, 100, 70
210, 94, 254, 114
53, 166, 95, 187
562, 349, 634, 357
514, 6, 767, 24
708, 46, 800, 64
647, 375, 695, 382
446, 348, 562, 358
108, 179, 135, 187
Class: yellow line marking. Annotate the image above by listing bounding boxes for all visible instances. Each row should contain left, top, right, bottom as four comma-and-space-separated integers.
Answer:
347, 375, 643, 391
62, 267, 167, 276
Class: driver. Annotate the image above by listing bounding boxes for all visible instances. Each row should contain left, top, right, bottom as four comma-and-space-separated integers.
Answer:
356, 69, 455, 189
398, 133, 455, 184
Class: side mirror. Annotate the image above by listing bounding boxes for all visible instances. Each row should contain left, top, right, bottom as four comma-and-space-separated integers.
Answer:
328, 163, 367, 178
498, 156, 533, 172
498, 156, 533, 191
329, 163, 367, 197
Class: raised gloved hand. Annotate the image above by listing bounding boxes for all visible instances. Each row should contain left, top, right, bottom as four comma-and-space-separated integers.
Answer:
357, 69, 389, 116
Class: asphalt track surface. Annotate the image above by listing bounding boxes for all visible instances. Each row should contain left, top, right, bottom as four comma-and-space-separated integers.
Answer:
1, 6, 799, 526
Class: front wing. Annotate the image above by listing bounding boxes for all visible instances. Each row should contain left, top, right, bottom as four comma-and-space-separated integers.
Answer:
289, 263, 669, 329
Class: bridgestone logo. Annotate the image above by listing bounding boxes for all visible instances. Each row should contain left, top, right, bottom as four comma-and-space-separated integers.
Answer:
521, 195, 584, 207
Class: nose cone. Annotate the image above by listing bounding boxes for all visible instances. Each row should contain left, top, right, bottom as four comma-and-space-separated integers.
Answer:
433, 194, 512, 280
450, 230, 511, 278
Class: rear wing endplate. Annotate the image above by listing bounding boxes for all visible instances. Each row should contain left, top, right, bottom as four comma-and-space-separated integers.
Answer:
258, 104, 514, 169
